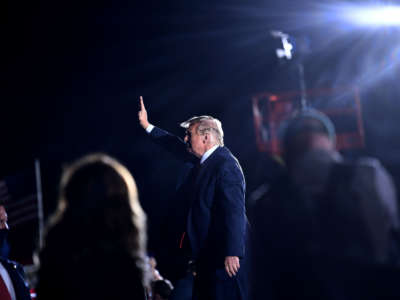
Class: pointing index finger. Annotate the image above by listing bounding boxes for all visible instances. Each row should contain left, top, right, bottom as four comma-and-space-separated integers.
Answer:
139, 96, 146, 110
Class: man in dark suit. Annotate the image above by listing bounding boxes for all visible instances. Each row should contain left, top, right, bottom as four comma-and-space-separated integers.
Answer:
138, 97, 247, 300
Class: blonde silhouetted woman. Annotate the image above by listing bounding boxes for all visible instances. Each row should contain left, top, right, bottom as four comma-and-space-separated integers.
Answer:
37, 154, 148, 300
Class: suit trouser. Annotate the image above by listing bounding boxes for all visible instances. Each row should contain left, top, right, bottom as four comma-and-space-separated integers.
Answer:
192, 264, 244, 300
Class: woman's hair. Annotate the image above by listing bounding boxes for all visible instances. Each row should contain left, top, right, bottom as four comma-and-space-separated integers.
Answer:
44, 153, 147, 269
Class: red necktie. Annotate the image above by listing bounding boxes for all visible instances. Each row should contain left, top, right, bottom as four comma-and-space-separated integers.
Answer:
0, 274, 12, 300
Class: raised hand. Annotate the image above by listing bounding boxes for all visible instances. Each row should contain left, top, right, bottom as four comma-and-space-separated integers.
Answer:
138, 96, 149, 129
0, 205, 8, 230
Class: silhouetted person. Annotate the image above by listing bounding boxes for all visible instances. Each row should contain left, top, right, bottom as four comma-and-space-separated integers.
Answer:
0, 205, 32, 300
152, 279, 174, 300
138, 97, 248, 300
36, 154, 148, 300
251, 108, 400, 300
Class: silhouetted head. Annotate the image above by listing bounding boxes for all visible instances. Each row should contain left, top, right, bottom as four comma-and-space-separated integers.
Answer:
152, 279, 174, 300
47, 153, 146, 259
282, 108, 336, 168
38, 153, 149, 299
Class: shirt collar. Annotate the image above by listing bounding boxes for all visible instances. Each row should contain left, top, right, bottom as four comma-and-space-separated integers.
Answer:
200, 145, 219, 164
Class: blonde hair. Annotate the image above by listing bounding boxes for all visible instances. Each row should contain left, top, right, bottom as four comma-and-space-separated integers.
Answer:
44, 153, 147, 279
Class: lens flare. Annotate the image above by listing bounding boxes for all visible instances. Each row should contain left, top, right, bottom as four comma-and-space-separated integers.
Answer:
328, 3, 400, 27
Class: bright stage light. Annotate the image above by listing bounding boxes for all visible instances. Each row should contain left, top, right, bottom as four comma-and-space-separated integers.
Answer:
270, 31, 294, 60
334, 4, 400, 27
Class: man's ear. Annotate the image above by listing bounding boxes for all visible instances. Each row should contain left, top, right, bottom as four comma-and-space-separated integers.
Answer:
203, 134, 208, 143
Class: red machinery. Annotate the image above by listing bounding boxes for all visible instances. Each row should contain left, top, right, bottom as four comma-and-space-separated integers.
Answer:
252, 87, 365, 156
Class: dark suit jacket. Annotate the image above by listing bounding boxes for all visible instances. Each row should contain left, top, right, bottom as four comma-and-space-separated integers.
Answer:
150, 126, 247, 265
0, 258, 31, 300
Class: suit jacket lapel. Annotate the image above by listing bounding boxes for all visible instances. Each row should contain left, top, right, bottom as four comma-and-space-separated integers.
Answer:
195, 147, 223, 186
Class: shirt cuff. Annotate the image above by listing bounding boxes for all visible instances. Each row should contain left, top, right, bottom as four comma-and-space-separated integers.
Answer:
145, 124, 154, 133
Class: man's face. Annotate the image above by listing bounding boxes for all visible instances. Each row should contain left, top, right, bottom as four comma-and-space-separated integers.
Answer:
184, 124, 205, 158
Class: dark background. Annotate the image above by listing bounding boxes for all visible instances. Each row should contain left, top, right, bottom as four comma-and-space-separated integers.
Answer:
3, 0, 400, 277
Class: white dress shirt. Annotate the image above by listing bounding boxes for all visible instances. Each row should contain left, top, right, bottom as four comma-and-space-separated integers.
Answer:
145, 124, 154, 133
200, 145, 219, 164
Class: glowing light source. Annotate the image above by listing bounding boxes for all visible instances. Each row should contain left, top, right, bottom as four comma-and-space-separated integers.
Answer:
269, 95, 279, 102
335, 4, 400, 27
271, 30, 293, 60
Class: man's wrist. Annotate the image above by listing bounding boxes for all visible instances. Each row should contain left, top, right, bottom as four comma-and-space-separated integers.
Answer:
145, 124, 154, 133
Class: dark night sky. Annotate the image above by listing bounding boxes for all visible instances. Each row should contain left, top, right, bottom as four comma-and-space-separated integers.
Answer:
3, 0, 400, 273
